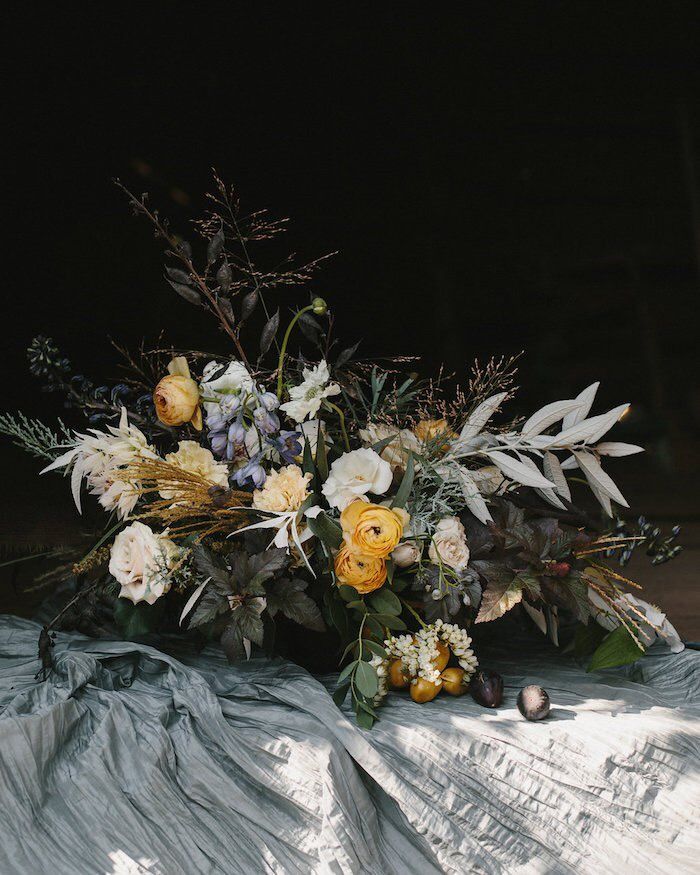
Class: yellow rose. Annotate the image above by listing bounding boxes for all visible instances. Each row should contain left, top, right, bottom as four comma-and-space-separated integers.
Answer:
413, 418, 455, 450
153, 357, 202, 430
340, 500, 410, 559
334, 543, 386, 593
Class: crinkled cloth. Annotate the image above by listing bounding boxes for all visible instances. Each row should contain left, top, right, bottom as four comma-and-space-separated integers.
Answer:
0, 615, 698, 874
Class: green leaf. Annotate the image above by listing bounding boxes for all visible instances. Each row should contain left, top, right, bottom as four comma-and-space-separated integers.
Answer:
574, 621, 606, 659
372, 613, 407, 631
229, 548, 288, 595
368, 587, 402, 616
234, 603, 265, 646
391, 576, 411, 593
307, 511, 343, 550
338, 584, 358, 602
475, 575, 521, 623
391, 452, 414, 509
114, 599, 160, 638
355, 707, 375, 730
361, 639, 388, 659
314, 422, 329, 481
338, 660, 359, 685
267, 579, 326, 632
301, 436, 316, 479
588, 624, 645, 672
220, 622, 246, 662
354, 660, 379, 698
333, 682, 350, 708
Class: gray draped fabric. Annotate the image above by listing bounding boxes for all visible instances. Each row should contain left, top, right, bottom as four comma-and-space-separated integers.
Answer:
0, 615, 698, 874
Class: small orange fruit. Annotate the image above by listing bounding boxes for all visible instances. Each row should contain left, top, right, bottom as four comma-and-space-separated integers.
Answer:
388, 659, 410, 690
410, 677, 443, 703
440, 667, 467, 696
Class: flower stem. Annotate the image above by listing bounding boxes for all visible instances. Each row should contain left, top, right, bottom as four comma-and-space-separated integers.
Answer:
325, 401, 351, 451
276, 305, 314, 399
400, 596, 428, 629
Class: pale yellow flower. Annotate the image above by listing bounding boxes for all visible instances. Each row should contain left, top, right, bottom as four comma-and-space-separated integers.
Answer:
160, 440, 229, 500
153, 357, 202, 429
252, 465, 312, 513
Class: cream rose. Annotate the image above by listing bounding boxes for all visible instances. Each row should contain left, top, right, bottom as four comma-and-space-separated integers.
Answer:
252, 465, 312, 513
321, 448, 393, 510
159, 441, 229, 500
391, 539, 423, 568
428, 516, 470, 573
359, 422, 419, 471
109, 522, 181, 605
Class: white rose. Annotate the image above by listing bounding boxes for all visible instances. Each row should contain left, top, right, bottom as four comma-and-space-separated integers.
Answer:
358, 422, 419, 471
321, 448, 393, 510
109, 522, 181, 605
391, 539, 423, 568
159, 440, 229, 500
428, 516, 470, 573
200, 360, 254, 416
280, 359, 341, 423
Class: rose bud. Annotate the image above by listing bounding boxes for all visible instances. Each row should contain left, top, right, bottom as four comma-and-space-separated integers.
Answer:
517, 685, 550, 721
440, 667, 467, 696
410, 677, 442, 704
153, 356, 202, 430
470, 670, 504, 708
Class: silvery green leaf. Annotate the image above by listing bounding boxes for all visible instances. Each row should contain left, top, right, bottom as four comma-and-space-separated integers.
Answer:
514, 452, 566, 508
586, 404, 629, 444
562, 382, 600, 429
573, 450, 629, 508
546, 405, 627, 448
486, 450, 555, 489
179, 578, 209, 626
455, 466, 493, 524
596, 441, 644, 457
543, 451, 571, 501
460, 392, 508, 440
590, 484, 613, 517
522, 599, 547, 635
521, 399, 582, 437
535, 486, 567, 510
560, 455, 579, 470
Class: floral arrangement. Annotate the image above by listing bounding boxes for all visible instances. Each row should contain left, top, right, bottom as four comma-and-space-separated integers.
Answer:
1, 177, 683, 728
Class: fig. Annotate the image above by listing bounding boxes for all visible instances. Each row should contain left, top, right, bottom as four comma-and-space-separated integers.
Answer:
410, 677, 442, 703
517, 685, 550, 721
440, 667, 467, 696
470, 670, 504, 708
388, 659, 410, 690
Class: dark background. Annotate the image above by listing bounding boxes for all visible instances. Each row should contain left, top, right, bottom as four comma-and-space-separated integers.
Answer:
2, 5, 699, 632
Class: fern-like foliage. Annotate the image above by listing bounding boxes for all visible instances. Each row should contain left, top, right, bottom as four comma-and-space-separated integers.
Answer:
0, 412, 72, 462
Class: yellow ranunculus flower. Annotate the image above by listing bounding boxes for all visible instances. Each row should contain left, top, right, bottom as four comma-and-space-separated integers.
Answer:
413, 417, 456, 451
334, 543, 387, 593
153, 357, 202, 430
340, 500, 409, 559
